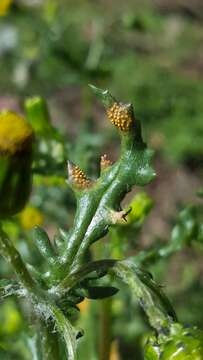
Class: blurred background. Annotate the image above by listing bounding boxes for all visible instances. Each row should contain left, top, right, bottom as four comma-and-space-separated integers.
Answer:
0, 0, 203, 359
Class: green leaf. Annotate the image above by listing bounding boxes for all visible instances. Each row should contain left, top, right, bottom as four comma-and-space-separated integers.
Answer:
111, 260, 176, 332
82, 286, 119, 300
32, 226, 56, 264
24, 96, 59, 140
57, 260, 117, 292
89, 84, 116, 108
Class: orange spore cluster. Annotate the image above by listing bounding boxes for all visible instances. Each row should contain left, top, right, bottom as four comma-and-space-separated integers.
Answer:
71, 165, 91, 189
107, 102, 133, 131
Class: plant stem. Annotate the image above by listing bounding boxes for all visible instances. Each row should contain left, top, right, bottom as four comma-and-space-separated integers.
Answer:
61, 164, 119, 270
99, 298, 112, 360
41, 321, 61, 360
50, 304, 77, 360
0, 227, 36, 291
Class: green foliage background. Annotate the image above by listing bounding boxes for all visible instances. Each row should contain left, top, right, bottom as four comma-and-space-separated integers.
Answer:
0, 0, 203, 359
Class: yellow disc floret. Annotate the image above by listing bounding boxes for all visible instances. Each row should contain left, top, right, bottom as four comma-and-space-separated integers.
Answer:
107, 102, 133, 131
0, 111, 33, 155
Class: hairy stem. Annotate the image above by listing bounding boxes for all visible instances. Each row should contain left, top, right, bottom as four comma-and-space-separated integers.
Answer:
0, 227, 36, 292
50, 304, 77, 360
41, 321, 61, 360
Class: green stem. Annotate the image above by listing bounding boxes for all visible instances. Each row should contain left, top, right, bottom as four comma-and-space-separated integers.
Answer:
58, 164, 119, 272
56, 89, 154, 278
0, 227, 36, 291
99, 298, 112, 360
50, 304, 77, 360
70, 128, 149, 270
41, 321, 61, 360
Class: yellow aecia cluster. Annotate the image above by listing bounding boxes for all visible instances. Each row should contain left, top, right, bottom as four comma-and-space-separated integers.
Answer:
72, 165, 91, 188
107, 103, 133, 131
0, 111, 33, 155
69, 162, 92, 189
0, 0, 13, 16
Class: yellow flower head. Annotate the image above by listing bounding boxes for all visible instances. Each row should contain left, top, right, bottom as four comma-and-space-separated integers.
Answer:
19, 206, 44, 230
0, 0, 13, 16
0, 111, 33, 155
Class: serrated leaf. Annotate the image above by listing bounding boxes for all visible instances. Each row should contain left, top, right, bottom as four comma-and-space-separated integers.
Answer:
111, 260, 176, 332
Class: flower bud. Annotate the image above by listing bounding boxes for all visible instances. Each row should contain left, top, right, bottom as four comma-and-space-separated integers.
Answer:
0, 0, 12, 16
0, 111, 33, 218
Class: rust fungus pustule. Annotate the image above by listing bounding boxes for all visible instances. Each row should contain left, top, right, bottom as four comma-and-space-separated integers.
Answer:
100, 154, 112, 169
107, 102, 133, 131
68, 161, 92, 189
